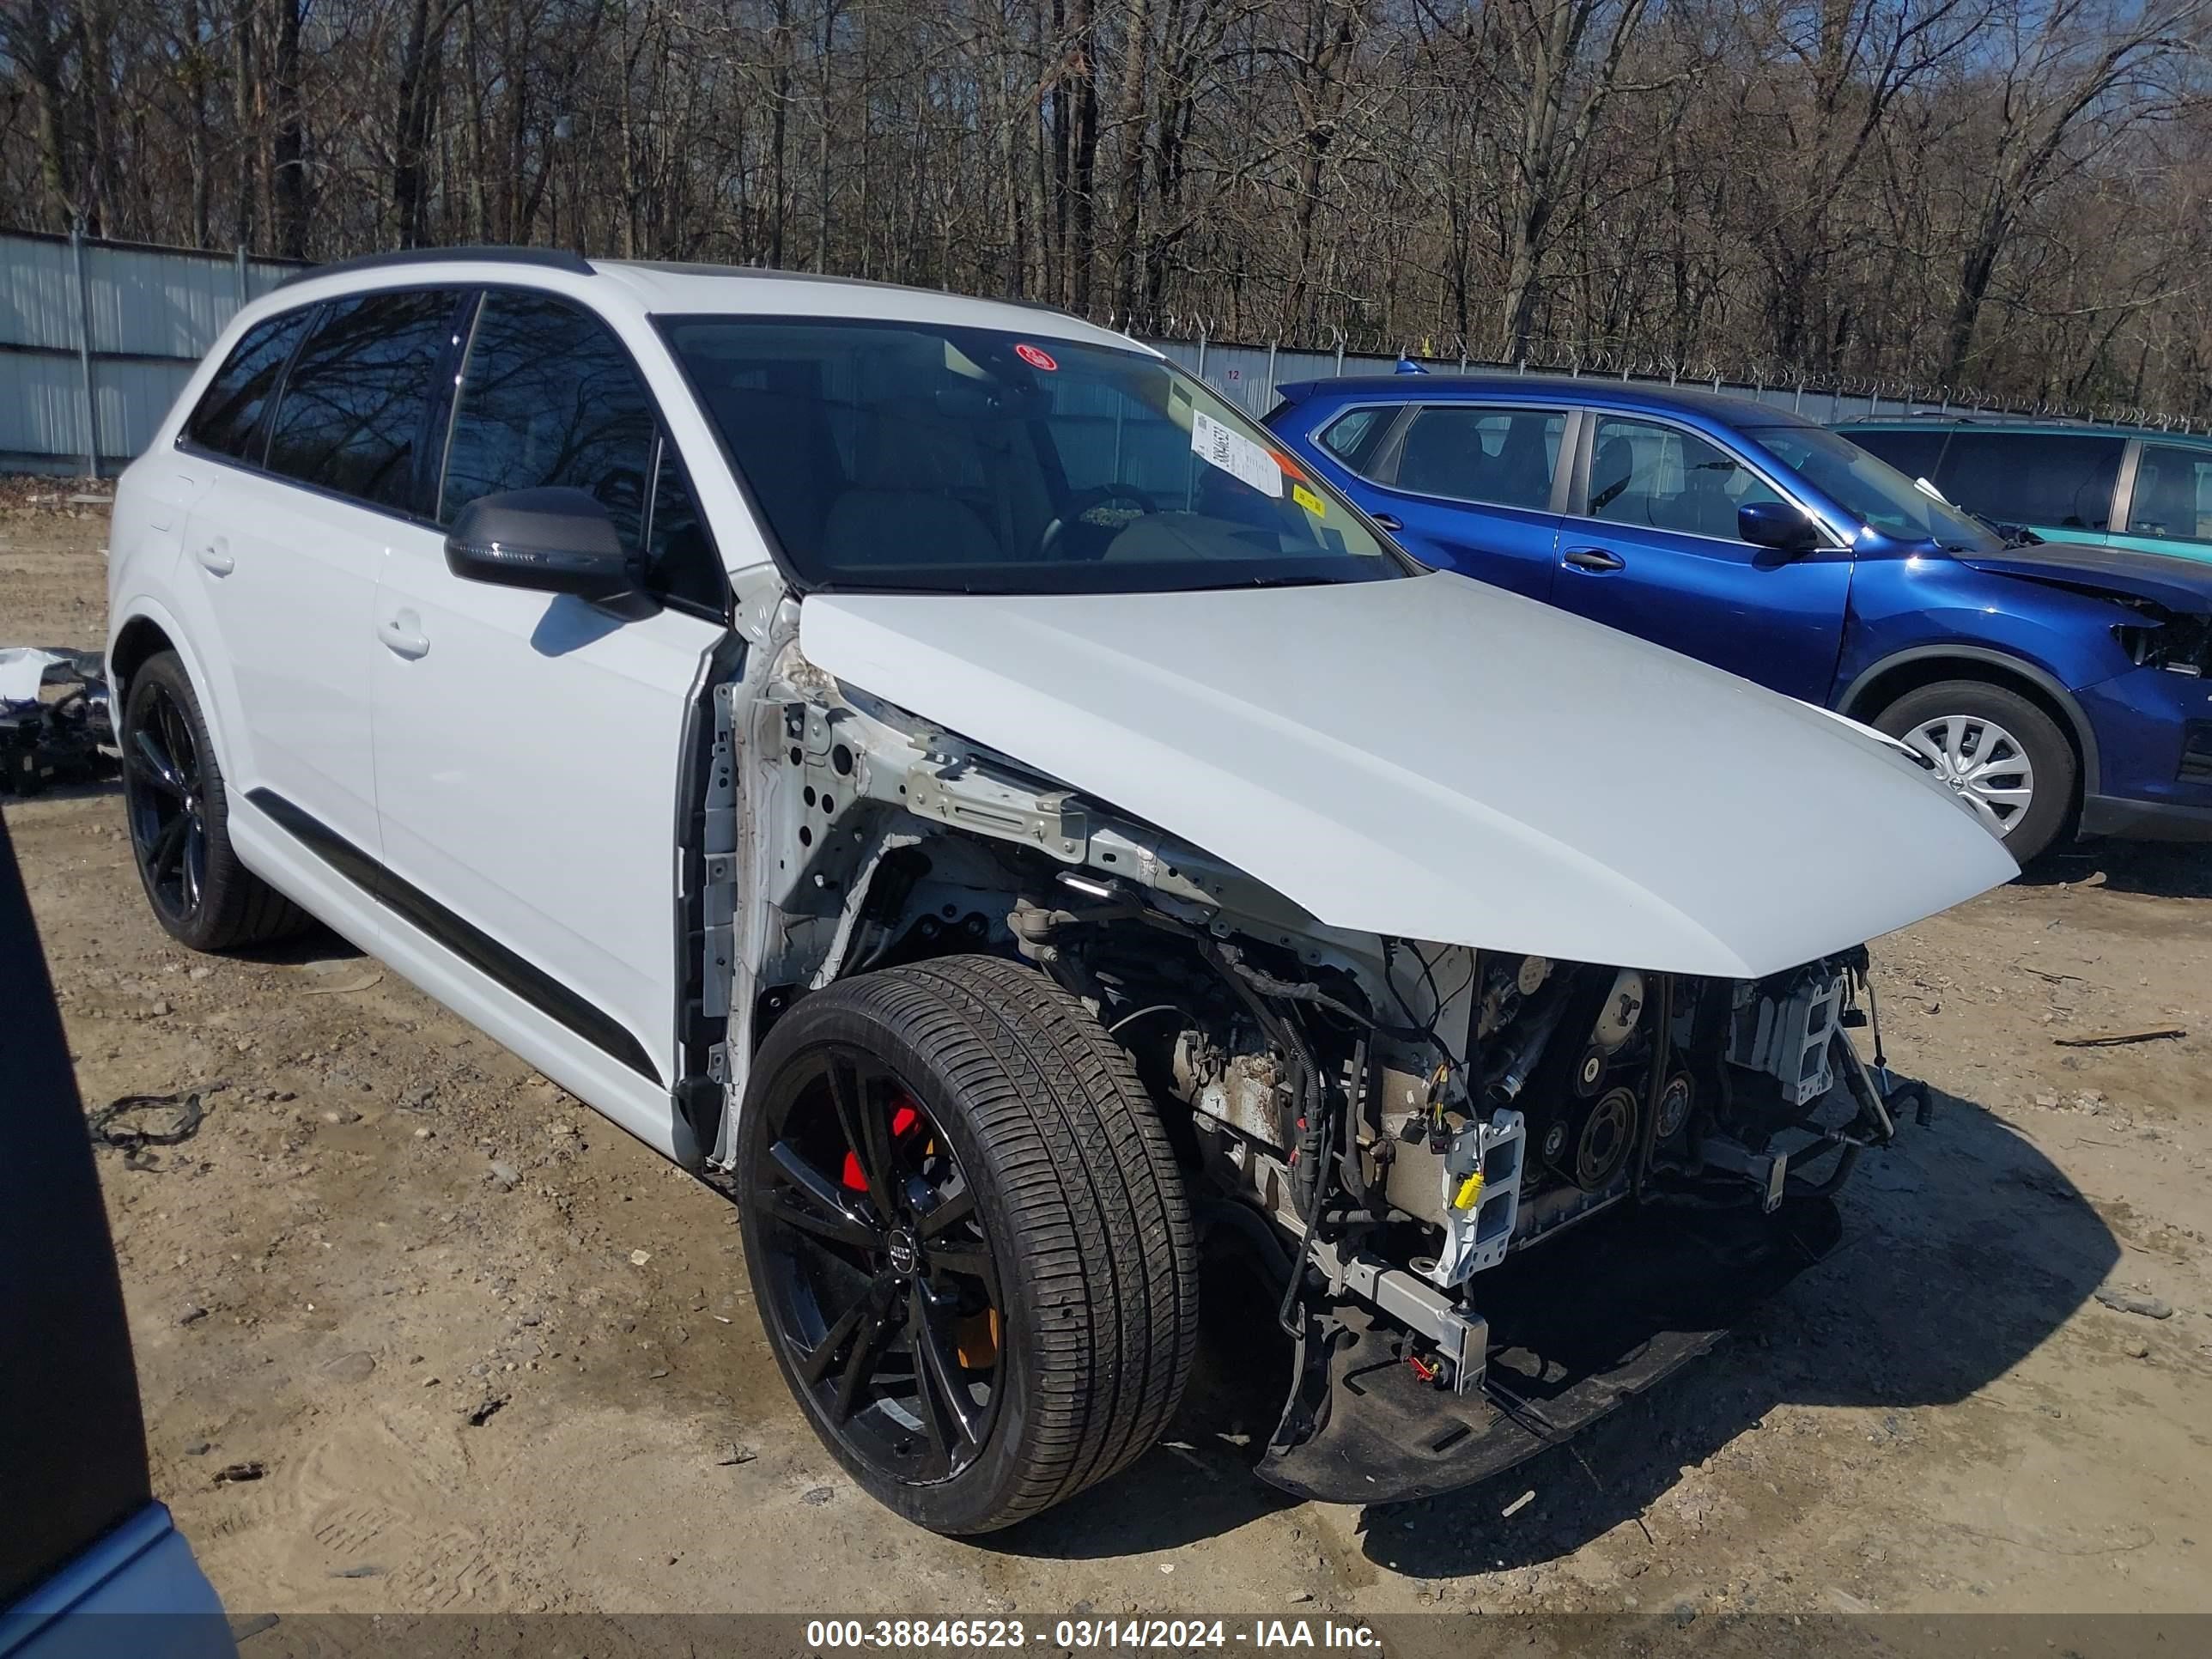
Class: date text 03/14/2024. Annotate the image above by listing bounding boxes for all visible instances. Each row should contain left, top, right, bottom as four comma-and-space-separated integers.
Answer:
803, 1619, 1384, 1650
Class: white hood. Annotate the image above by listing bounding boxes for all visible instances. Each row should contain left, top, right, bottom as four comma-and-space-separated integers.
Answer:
799, 571, 2014, 978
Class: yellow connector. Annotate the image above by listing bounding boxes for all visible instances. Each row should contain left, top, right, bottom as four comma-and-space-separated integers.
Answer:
1453, 1170, 1485, 1211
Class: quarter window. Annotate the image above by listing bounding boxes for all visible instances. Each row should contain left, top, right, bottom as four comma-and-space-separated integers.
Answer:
440, 291, 658, 550
185, 310, 311, 461
1385, 406, 1564, 510
1585, 417, 1783, 541
2127, 445, 2212, 544
1936, 431, 2122, 531
263, 289, 459, 510
1317, 407, 1392, 471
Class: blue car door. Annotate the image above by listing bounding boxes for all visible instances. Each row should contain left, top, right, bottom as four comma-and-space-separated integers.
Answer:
1551, 411, 1851, 702
1302, 402, 1571, 601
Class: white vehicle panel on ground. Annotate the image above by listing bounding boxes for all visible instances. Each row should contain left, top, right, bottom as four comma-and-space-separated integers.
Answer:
799, 570, 2018, 978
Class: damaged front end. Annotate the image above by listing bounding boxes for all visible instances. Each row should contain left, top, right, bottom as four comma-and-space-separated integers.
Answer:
1181, 945, 1919, 1504
708, 596, 1935, 1509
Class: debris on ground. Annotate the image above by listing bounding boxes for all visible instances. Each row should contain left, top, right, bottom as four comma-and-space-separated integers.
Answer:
323, 1351, 376, 1382
462, 1394, 508, 1426
0, 647, 114, 796
2095, 1288, 2175, 1320
2054, 1028, 2187, 1048
211, 1462, 266, 1485
301, 970, 384, 996
714, 1443, 758, 1466
87, 1093, 207, 1170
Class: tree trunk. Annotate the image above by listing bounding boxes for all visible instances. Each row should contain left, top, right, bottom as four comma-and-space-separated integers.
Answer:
1110, 0, 1154, 321
271, 0, 307, 257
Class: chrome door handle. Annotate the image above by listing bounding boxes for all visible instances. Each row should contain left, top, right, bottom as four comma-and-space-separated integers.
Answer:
1370, 514, 1404, 532
378, 611, 430, 659
195, 538, 234, 576
1561, 547, 1625, 573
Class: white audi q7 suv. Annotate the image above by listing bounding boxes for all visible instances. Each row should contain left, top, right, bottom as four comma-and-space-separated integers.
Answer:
106, 248, 2014, 1533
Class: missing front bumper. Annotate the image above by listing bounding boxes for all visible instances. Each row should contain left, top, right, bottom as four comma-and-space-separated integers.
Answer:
1255, 1194, 1843, 1505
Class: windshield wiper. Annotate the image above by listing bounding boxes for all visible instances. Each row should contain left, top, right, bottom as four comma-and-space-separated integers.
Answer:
1968, 509, 2041, 549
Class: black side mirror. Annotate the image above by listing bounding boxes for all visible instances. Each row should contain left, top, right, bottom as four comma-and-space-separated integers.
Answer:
445, 487, 632, 599
1737, 499, 1822, 554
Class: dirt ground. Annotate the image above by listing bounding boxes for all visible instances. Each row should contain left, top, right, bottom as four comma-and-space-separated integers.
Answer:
6, 495, 2211, 1621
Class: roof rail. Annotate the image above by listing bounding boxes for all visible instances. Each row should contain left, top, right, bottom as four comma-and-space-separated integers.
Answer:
276, 245, 594, 289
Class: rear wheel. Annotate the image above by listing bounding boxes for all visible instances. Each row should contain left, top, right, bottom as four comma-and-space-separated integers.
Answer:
737, 954, 1198, 1533
119, 651, 307, 951
1872, 678, 2075, 864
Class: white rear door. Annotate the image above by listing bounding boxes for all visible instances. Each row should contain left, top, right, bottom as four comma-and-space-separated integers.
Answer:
173, 290, 470, 919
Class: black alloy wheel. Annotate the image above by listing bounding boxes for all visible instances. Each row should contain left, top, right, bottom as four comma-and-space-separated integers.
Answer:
118, 651, 307, 951
123, 677, 210, 929
749, 1042, 1005, 1484
738, 955, 1198, 1534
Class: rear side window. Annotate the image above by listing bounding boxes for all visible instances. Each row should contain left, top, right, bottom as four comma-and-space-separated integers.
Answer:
2127, 444, 2212, 544
1938, 431, 2122, 531
1384, 406, 1565, 510
264, 289, 459, 511
1844, 428, 1949, 487
184, 310, 311, 461
440, 291, 657, 550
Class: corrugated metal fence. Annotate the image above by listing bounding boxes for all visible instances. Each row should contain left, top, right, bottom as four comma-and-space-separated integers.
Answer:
1152, 337, 2029, 427
3, 227, 2191, 475
0, 228, 302, 476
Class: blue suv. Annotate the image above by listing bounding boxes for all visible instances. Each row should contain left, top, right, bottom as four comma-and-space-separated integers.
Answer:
1268, 376, 2212, 864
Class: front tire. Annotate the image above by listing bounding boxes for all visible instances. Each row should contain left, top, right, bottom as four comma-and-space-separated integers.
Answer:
119, 651, 308, 951
1873, 679, 2075, 864
737, 954, 1199, 1534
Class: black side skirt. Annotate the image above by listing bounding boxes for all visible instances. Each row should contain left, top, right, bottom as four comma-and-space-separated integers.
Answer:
246, 787, 660, 1084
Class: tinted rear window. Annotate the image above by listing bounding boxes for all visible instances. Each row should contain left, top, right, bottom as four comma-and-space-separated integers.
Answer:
264, 289, 460, 511
1389, 405, 1565, 510
1844, 428, 1949, 486
1937, 431, 2123, 531
185, 309, 311, 461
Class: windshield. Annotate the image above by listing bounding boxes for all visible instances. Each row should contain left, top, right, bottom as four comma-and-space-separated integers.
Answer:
661, 316, 1402, 593
1746, 424, 2003, 553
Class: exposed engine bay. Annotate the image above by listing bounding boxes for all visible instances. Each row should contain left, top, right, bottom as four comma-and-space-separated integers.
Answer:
699, 576, 1935, 1503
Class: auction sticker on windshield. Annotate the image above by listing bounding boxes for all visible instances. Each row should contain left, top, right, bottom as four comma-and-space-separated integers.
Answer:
1014, 342, 1058, 370
1192, 410, 1283, 498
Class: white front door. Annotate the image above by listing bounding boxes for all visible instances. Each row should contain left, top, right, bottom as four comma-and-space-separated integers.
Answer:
368, 287, 734, 1156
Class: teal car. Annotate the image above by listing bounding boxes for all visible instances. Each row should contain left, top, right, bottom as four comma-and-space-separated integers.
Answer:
1838, 417, 2212, 566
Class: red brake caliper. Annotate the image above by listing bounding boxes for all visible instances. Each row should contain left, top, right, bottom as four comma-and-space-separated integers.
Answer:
841, 1096, 924, 1191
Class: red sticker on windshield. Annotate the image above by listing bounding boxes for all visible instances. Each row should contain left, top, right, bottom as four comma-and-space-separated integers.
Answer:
1014, 343, 1058, 371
